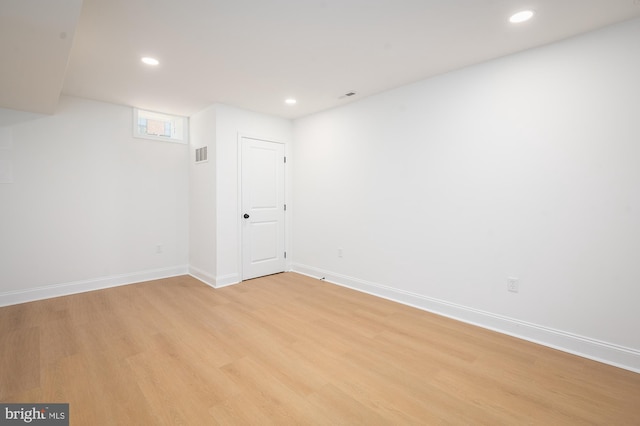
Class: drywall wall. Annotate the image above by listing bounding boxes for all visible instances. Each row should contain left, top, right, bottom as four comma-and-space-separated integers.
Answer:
214, 104, 293, 285
292, 18, 640, 370
0, 96, 189, 304
189, 105, 217, 286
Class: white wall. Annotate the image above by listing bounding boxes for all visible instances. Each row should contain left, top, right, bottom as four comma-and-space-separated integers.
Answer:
292, 18, 640, 371
0, 96, 189, 304
189, 105, 217, 286
0, 97, 292, 300
214, 104, 293, 285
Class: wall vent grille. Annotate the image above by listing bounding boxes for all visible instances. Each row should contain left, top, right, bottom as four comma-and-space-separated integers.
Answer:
195, 146, 208, 163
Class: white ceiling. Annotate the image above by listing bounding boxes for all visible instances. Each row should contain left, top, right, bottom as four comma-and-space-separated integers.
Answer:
2, 0, 640, 120
0, 0, 81, 115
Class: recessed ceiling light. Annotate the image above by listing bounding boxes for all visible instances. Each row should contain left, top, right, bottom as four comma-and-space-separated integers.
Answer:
141, 57, 160, 66
509, 10, 534, 23
285, 99, 297, 105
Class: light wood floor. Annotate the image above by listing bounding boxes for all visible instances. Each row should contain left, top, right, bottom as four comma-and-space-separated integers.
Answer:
1, 273, 639, 425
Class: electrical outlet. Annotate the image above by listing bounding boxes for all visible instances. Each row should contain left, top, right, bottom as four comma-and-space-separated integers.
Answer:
156, 244, 163, 254
507, 277, 519, 293
338, 248, 343, 258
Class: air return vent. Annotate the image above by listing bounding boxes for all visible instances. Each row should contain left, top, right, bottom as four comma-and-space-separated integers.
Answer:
195, 146, 208, 163
339, 91, 357, 100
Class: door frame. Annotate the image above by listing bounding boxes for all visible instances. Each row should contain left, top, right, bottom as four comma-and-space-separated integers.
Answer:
236, 133, 288, 281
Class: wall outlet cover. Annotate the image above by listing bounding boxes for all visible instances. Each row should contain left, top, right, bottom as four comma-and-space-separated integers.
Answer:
507, 277, 519, 293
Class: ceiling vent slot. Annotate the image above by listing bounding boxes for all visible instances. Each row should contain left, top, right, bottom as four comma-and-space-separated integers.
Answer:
195, 146, 208, 163
339, 91, 357, 99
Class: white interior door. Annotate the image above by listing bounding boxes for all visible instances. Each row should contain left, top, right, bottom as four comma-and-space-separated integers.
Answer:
241, 137, 286, 280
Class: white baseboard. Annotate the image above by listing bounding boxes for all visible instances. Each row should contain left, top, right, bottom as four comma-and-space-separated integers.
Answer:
188, 267, 240, 289
292, 263, 640, 374
188, 266, 216, 288
0, 265, 189, 307
214, 273, 240, 288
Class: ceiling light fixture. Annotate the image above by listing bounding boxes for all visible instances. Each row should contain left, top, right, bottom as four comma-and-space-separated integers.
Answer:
285, 99, 297, 105
141, 57, 160, 66
509, 10, 534, 23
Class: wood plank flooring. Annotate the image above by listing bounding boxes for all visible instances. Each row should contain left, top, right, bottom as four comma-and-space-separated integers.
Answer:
1, 272, 639, 424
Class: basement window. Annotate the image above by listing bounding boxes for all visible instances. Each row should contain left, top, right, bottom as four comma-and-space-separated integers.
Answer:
133, 108, 188, 143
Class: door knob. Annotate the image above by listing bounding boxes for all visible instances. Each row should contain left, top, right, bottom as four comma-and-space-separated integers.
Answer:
243, 213, 250, 219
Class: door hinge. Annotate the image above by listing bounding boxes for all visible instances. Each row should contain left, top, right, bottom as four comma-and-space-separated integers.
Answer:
284, 156, 287, 163
284, 204, 287, 211
284, 251, 287, 259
